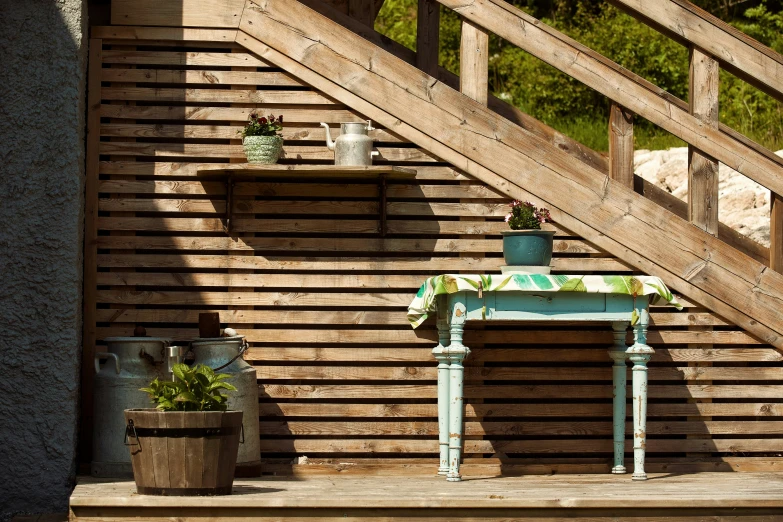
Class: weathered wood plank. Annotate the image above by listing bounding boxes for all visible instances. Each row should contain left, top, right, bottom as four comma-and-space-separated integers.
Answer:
99, 123, 401, 142
102, 50, 267, 66
100, 87, 335, 104
96, 253, 631, 272
459, 20, 488, 105
111, 0, 245, 28
688, 47, 719, 235
97, 142, 438, 162
92, 25, 238, 42
260, 383, 783, 400
416, 0, 440, 76
258, 402, 783, 418
95, 235, 598, 254
772, 192, 783, 272
100, 68, 304, 86
608, 103, 633, 189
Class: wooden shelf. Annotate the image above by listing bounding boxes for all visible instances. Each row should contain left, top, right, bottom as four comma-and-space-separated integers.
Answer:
193, 164, 417, 236
195, 164, 417, 179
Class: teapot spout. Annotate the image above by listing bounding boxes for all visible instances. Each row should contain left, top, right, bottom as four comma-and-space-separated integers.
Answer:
320, 122, 335, 151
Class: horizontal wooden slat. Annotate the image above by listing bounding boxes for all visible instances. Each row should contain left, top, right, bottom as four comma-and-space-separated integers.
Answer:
254, 365, 782, 381
101, 87, 335, 104
96, 253, 632, 272
258, 402, 783, 418
111, 0, 245, 28
258, 438, 783, 454
258, 420, 783, 436
99, 123, 402, 142
260, 383, 783, 399
243, 346, 779, 362
101, 68, 305, 86
100, 105, 365, 123
98, 142, 439, 161
94, 324, 759, 345
93, 26, 239, 42
102, 50, 266, 66
95, 236, 598, 255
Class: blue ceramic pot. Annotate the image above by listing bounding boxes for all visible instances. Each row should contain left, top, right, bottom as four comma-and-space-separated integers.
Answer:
501, 230, 556, 266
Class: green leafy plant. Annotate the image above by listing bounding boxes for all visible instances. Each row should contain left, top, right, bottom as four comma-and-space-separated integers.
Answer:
239, 113, 283, 139
505, 200, 551, 230
140, 363, 237, 412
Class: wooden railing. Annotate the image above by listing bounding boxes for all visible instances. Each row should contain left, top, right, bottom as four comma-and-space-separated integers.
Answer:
427, 0, 783, 268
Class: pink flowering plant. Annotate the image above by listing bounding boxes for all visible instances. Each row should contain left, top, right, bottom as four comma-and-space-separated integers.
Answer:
239, 113, 283, 139
505, 200, 551, 230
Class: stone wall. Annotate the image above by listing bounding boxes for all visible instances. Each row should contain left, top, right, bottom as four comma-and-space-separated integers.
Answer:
0, 0, 87, 518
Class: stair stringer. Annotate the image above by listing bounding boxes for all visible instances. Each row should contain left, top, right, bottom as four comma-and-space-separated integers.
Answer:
233, 0, 783, 349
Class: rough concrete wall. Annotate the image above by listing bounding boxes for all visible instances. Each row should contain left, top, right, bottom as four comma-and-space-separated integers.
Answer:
0, 0, 87, 518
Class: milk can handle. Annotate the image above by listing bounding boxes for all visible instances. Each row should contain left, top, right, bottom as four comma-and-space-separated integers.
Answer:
212, 339, 248, 372
95, 352, 121, 374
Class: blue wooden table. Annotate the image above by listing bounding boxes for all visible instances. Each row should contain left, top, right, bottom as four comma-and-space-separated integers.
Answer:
431, 289, 654, 482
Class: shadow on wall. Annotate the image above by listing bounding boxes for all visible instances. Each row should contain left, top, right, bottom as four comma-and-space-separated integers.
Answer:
0, 0, 87, 519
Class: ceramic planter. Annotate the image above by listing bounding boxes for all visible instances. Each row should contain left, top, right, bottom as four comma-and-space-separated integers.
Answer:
242, 135, 283, 164
501, 229, 556, 267
124, 409, 243, 496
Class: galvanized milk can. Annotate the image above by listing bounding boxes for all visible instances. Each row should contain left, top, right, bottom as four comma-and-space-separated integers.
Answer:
191, 335, 261, 475
320, 120, 379, 165
92, 337, 171, 477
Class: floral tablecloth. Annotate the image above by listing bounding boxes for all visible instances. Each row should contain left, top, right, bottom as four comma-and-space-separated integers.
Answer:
408, 274, 681, 328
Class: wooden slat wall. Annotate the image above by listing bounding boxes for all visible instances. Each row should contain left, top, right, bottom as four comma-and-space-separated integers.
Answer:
87, 35, 783, 475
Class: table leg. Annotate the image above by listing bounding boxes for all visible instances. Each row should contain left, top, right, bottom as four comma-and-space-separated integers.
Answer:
629, 306, 653, 481
446, 300, 469, 482
609, 321, 629, 474
433, 297, 451, 476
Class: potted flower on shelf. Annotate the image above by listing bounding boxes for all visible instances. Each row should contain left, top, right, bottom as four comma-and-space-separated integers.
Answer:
501, 200, 554, 274
124, 363, 242, 496
240, 113, 283, 164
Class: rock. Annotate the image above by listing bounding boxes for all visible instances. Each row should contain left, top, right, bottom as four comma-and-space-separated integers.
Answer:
634, 147, 782, 247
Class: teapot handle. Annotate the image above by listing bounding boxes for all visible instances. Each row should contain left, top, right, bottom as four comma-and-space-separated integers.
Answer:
366, 119, 375, 132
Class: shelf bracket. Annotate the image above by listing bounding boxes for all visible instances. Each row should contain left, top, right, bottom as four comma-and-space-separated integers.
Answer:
224, 173, 235, 235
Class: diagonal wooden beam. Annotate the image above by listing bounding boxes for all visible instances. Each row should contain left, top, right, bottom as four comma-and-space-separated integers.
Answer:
234, 0, 783, 347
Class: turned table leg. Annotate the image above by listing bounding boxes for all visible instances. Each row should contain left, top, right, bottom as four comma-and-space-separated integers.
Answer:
609, 321, 629, 474
446, 300, 470, 482
432, 296, 451, 476
629, 306, 653, 481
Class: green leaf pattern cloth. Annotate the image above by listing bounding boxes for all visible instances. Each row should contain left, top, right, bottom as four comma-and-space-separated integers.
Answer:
408, 274, 681, 328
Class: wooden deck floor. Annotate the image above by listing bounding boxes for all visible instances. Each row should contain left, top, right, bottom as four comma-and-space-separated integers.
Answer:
70, 473, 783, 520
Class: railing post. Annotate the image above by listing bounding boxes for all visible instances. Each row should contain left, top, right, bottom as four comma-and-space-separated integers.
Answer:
609, 102, 634, 189
772, 194, 783, 271
417, 0, 440, 77
348, 0, 375, 27
688, 46, 719, 236
459, 19, 488, 105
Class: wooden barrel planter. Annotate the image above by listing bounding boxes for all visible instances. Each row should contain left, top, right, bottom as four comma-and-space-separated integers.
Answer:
124, 409, 243, 496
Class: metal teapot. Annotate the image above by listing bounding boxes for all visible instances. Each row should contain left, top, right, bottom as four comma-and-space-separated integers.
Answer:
320, 120, 379, 166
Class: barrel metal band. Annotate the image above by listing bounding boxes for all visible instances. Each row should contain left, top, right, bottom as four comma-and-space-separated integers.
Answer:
130, 426, 241, 438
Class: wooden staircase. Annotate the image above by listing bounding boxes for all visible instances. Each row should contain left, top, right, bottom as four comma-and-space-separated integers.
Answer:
233, 0, 783, 347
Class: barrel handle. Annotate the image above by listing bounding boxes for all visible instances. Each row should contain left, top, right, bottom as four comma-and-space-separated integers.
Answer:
95, 352, 120, 374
